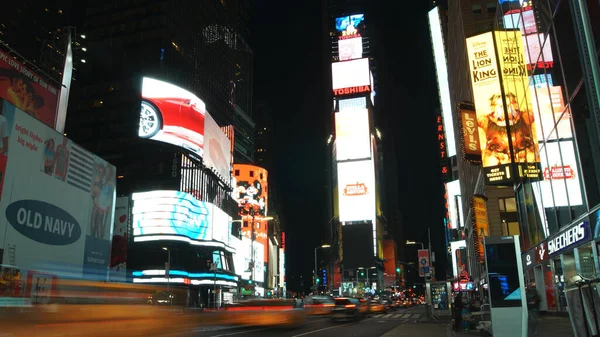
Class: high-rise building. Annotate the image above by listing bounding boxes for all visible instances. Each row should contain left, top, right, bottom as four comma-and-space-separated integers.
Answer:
254, 100, 273, 169
438, 0, 600, 319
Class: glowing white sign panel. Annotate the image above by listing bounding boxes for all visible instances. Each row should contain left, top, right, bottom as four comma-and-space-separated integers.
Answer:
338, 37, 363, 61
335, 109, 371, 161
331, 58, 370, 91
337, 160, 376, 222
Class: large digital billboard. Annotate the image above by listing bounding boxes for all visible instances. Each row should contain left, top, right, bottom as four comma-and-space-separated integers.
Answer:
0, 99, 116, 281
0, 50, 60, 130
337, 159, 376, 222
534, 141, 583, 207
472, 196, 489, 263
110, 197, 129, 282
335, 14, 365, 39
204, 112, 232, 182
140, 77, 206, 158
524, 33, 553, 67
531, 85, 571, 140
331, 58, 371, 96
429, 6, 456, 157
446, 180, 461, 229
335, 109, 371, 161
233, 165, 268, 217
338, 37, 363, 61
466, 31, 542, 185
131, 190, 232, 247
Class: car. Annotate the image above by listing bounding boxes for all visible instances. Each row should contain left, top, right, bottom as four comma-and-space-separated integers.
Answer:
331, 297, 366, 321
367, 299, 387, 314
140, 77, 206, 155
147, 291, 175, 305
304, 295, 335, 316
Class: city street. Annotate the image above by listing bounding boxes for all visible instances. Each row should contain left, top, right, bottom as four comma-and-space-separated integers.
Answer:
152, 307, 449, 337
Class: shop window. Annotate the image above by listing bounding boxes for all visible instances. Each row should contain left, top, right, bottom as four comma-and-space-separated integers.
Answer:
577, 244, 596, 278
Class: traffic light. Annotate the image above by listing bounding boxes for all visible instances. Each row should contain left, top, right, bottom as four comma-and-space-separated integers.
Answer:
413, 285, 416, 289
360, 271, 365, 277
396, 267, 400, 273
248, 280, 252, 284
316, 278, 320, 283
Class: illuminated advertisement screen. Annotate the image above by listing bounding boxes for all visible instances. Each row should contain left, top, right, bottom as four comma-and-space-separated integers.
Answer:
459, 101, 482, 163
531, 85, 571, 140
337, 159, 376, 222
331, 58, 370, 93
339, 97, 366, 111
335, 14, 365, 39
338, 37, 363, 61
140, 77, 206, 157
204, 112, 232, 182
429, 6, 456, 157
446, 180, 461, 229
233, 164, 268, 217
466, 31, 542, 185
0, 99, 116, 280
335, 109, 370, 161
231, 236, 250, 279
0, 49, 60, 130
251, 240, 265, 283
450, 240, 467, 278
472, 196, 489, 263
534, 141, 583, 207
110, 197, 129, 282
524, 33, 553, 66
502, 9, 537, 35
485, 239, 523, 308
131, 190, 232, 245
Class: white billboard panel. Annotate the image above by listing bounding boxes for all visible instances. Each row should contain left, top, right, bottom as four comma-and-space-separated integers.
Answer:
534, 141, 583, 207
446, 180, 461, 229
450, 240, 467, 278
524, 33, 553, 65
204, 113, 232, 183
252, 241, 264, 283
232, 236, 251, 279
331, 58, 370, 90
0, 100, 116, 281
110, 197, 129, 282
339, 97, 367, 111
338, 37, 363, 61
279, 248, 284, 287
335, 109, 371, 161
337, 160, 376, 222
428, 7, 456, 157
531, 85, 572, 140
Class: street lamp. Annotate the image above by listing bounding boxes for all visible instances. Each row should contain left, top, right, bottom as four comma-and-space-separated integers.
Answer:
162, 247, 171, 305
406, 240, 425, 250
314, 244, 331, 289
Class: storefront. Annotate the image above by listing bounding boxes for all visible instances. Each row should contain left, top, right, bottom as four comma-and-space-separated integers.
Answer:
523, 219, 595, 313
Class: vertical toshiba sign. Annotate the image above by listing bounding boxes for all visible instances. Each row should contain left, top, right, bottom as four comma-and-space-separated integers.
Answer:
437, 113, 450, 181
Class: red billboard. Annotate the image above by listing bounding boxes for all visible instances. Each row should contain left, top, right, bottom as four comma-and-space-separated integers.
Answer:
0, 49, 60, 129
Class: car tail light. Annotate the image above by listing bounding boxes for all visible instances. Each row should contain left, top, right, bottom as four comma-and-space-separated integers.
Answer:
345, 304, 356, 308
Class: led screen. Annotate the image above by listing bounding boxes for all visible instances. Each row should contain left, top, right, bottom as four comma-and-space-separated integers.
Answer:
338, 37, 363, 61
531, 85, 571, 140
450, 240, 467, 278
446, 180, 461, 229
429, 6, 456, 157
140, 77, 206, 157
335, 109, 370, 161
485, 241, 522, 308
502, 9, 537, 34
204, 112, 232, 182
534, 141, 583, 207
0, 49, 60, 129
335, 14, 365, 37
110, 197, 129, 282
338, 97, 367, 111
131, 190, 232, 244
337, 159, 376, 222
524, 33, 553, 66
331, 58, 370, 91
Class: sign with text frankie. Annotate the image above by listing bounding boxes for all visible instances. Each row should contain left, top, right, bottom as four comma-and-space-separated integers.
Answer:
547, 221, 591, 257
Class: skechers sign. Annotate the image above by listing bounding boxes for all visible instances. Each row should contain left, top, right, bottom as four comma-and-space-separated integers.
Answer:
548, 221, 590, 256
6, 200, 82, 245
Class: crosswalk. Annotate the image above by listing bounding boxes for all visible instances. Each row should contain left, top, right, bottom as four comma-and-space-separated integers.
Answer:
370, 313, 421, 320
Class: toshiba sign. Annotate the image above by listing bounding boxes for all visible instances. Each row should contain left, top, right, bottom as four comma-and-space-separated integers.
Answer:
333, 85, 371, 96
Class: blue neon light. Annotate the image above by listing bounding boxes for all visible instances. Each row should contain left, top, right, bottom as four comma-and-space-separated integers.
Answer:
335, 14, 365, 32
132, 270, 238, 281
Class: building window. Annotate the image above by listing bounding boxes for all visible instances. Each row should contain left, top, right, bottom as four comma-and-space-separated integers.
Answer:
499, 197, 519, 236
472, 4, 482, 15
486, 2, 496, 14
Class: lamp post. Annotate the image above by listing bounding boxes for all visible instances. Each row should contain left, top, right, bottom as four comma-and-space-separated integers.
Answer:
314, 244, 331, 291
162, 247, 171, 306
406, 240, 425, 250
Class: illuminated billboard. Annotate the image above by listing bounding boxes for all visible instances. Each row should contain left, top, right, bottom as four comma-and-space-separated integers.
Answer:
458, 101, 482, 163
524, 33, 553, 68
338, 97, 367, 111
335, 109, 371, 161
331, 58, 371, 95
338, 37, 363, 61
0, 49, 60, 130
0, 99, 116, 280
466, 31, 542, 185
233, 164, 268, 217
140, 77, 206, 157
204, 112, 232, 182
110, 197, 129, 282
429, 6, 456, 157
335, 14, 365, 39
446, 180, 461, 229
472, 196, 489, 263
131, 190, 232, 247
534, 141, 583, 207
502, 9, 537, 35
337, 159, 376, 223
531, 86, 571, 140
450, 240, 467, 278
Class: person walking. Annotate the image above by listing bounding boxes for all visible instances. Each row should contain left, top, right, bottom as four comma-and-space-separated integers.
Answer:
453, 292, 464, 331
527, 286, 541, 335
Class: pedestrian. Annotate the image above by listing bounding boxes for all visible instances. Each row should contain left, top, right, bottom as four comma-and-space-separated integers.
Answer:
453, 292, 464, 331
527, 286, 541, 335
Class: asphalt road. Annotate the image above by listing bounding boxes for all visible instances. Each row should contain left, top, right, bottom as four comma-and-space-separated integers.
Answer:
155, 306, 427, 337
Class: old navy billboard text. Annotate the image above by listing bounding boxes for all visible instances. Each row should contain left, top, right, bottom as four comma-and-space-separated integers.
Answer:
6, 200, 82, 245
548, 222, 587, 255
333, 85, 371, 96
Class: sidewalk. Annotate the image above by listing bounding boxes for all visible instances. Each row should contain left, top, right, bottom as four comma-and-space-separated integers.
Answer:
450, 315, 574, 337
380, 323, 453, 337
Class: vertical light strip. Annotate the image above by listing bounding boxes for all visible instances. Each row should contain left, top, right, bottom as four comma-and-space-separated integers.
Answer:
428, 7, 456, 157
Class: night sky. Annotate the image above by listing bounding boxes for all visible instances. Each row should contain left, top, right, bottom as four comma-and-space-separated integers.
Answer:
250, 1, 446, 290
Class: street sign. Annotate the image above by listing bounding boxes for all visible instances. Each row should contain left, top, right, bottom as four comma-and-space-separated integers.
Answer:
418, 249, 430, 277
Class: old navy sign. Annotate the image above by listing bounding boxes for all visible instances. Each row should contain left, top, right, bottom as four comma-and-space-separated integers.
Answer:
548, 221, 590, 256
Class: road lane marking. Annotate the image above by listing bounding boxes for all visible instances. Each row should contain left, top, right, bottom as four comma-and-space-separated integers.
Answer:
411, 314, 421, 318
210, 328, 270, 337
382, 314, 393, 318
392, 314, 401, 319
291, 322, 356, 337
374, 314, 384, 318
